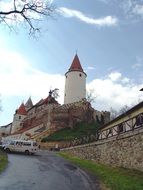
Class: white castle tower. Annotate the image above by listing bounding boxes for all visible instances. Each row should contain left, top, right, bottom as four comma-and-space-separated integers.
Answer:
64, 54, 87, 104
11, 103, 27, 134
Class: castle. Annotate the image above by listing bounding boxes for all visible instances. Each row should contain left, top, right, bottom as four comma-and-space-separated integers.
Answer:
0, 54, 110, 142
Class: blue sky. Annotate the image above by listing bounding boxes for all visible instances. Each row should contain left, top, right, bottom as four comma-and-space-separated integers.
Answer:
0, 0, 143, 125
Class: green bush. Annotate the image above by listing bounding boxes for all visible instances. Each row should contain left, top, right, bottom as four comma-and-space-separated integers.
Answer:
0, 150, 8, 173
41, 122, 101, 142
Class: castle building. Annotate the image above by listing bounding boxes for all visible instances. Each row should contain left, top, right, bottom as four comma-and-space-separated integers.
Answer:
64, 54, 87, 104
11, 103, 27, 134
0, 54, 110, 142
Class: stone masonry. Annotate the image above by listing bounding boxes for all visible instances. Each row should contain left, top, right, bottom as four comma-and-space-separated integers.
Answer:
62, 127, 143, 172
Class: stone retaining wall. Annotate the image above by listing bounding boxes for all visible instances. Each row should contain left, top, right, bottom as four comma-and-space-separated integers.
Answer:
62, 127, 143, 171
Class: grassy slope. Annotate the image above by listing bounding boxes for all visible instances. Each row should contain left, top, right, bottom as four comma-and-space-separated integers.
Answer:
0, 150, 8, 173
59, 153, 143, 190
42, 122, 100, 142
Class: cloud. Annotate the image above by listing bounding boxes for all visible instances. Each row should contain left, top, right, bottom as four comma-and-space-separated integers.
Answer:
87, 66, 95, 70
58, 7, 118, 26
133, 4, 143, 16
0, 1, 13, 12
132, 56, 143, 69
121, 0, 143, 20
87, 71, 143, 111
0, 49, 142, 115
96, 0, 143, 22
121, 77, 130, 84
132, 63, 142, 69
108, 72, 122, 81
0, 49, 65, 104
97, 0, 109, 3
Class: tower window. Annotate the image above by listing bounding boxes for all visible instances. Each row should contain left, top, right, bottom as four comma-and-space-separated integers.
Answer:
79, 73, 82, 77
19, 116, 21, 119
66, 76, 67, 78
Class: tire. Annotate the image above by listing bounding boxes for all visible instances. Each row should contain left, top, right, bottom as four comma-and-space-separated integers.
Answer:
25, 150, 30, 155
5, 148, 10, 153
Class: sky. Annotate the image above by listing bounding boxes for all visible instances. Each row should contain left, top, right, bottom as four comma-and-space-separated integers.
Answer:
0, 0, 143, 126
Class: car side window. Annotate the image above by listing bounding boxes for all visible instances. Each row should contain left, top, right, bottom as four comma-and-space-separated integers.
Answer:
33, 142, 37, 146
23, 142, 31, 146
16, 142, 23, 146
10, 141, 15, 145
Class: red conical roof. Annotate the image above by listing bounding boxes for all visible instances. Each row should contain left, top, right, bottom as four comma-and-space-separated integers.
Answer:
17, 103, 27, 115
68, 54, 83, 72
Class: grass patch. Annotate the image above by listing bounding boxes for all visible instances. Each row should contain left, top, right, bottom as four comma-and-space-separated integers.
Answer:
0, 150, 8, 173
42, 122, 100, 142
59, 152, 143, 190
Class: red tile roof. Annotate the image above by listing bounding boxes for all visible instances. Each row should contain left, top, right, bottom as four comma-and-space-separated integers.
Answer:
17, 103, 27, 115
68, 54, 83, 72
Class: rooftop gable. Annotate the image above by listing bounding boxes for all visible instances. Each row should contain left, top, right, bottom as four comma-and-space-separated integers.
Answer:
17, 103, 27, 115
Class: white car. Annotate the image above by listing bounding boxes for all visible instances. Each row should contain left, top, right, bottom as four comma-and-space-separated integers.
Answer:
4, 140, 39, 155
0, 143, 9, 150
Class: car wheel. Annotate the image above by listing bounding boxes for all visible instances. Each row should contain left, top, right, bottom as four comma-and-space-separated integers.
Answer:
25, 150, 30, 155
5, 148, 10, 153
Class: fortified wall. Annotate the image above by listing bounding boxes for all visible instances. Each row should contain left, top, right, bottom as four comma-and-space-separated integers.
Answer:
62, 103, 143, 172
23, 100, 109, 133
62, 126, 143, 171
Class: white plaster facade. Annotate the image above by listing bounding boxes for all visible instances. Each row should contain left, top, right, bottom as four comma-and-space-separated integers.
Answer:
64, 71, 86, 104
11, 113, 26, 134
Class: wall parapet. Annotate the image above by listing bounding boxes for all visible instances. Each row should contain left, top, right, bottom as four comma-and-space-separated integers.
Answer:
62, 125, 143, 150
98, 112, 143, 140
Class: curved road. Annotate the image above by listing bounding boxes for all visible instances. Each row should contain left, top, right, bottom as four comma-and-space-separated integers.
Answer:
0, 151, 99, 190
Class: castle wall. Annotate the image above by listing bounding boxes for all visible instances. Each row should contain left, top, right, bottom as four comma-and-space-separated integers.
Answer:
62, 127, 143, 172
61, 104, 143, 171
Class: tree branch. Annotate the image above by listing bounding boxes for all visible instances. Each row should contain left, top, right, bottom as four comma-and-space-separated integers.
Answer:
0, 0, 55, 34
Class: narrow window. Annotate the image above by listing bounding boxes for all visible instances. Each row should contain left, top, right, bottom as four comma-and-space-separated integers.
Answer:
109, 128, 112, 134
118, 123, 124, 133
136, 114, 143, 126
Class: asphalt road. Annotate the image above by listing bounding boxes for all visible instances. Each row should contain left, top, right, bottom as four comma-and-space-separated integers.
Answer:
0, 151, 100, 190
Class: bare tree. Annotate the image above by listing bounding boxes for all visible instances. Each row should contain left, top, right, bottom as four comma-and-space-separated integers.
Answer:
49, 88, 59, 99
86, 89, 97, 103
52, 88, 59, 99
0, 0, 55, 34
110, 107, 118, 120
118, 105, 130, 115
110, 105, 130, 120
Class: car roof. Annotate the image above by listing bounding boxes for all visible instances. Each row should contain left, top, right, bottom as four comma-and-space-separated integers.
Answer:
12, 140, 35, 143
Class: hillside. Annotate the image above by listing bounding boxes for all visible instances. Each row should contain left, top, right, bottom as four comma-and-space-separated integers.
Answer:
41, 122, 101, 142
